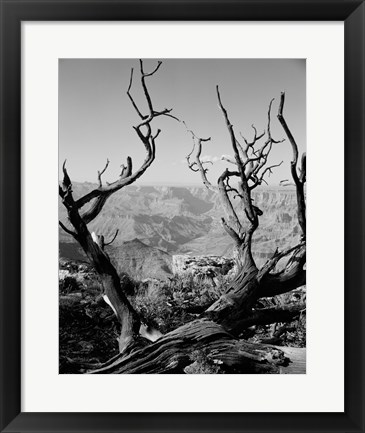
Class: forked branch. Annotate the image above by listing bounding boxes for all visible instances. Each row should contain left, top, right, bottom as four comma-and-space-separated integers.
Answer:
277, 92, 306, 237
61, 60, 177, 226
104, 229, 119, 246
185, 87, 285, 256
184, 122, 216, 192
58, 60, 173, 353
98, 159, 110, 187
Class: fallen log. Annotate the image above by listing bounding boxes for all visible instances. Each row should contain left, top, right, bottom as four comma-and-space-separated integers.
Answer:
89, 319, 291, 374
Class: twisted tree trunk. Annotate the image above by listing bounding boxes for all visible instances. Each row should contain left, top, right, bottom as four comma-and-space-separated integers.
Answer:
59, 60, 177, 353
90, 319, 290, 374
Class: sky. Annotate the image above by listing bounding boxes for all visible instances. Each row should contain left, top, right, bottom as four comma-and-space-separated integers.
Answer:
59, 59, 305, 186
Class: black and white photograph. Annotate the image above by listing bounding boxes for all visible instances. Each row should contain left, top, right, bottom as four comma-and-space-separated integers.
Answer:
59, 58, 306, 374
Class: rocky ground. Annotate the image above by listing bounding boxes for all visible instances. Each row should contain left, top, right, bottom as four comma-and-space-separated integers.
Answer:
59, 259, 120, 373
59, 256, 306, 374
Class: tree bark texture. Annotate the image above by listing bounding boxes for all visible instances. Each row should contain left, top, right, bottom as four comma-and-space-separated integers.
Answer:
90, 319, 291, 374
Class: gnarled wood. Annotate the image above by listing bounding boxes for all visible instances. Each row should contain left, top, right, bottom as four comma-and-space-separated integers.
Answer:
89, 319, 290, 374
185, 89, 306, 342
59, 60, 176, 352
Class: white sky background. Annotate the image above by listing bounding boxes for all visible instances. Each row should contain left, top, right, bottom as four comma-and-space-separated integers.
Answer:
59, 58, 306, 186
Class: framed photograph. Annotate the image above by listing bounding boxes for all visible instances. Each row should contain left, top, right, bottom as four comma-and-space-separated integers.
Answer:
1, 0, 364, 432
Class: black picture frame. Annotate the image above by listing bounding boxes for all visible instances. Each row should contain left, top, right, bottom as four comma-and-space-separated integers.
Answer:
1, 1, 364, 432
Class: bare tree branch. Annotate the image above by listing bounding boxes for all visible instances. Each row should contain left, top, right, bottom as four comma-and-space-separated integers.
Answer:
104, 229, 119, 246
218, 168, 244, 239
97, 159, 110, 187
142, 60, 162, 77
139, 59, 161, 116
216, 86, 245, 177
215, 86, 263, 247
221, 217, 242, 246
71, 60, 178, 225
252, 160, 284, 188
59, 220, 77, 238
126, 68, 144, 120
240, 125, 265, 148
184, 122, 216, 192
277, 92, 306, 237
59, 160, 75, 211
181, 89, 306, 340
277, 92, 299, 180
258, 243, 305, 280
58, 60, 176, 352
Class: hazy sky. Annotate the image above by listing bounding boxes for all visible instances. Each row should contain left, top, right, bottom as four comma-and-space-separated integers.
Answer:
59, 59, 305, 186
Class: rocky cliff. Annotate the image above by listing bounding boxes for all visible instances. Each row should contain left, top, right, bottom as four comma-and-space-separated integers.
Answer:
59, 183, 301, 276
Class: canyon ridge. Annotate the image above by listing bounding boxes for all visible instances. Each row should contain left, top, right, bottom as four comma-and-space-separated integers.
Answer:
59, 183, 300, 281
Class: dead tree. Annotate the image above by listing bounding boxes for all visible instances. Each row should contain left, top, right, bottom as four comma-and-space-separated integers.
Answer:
89, 89, 306, 374
185, 87, 306, 335
60, 65, 305, 374
59, 60, 176, 353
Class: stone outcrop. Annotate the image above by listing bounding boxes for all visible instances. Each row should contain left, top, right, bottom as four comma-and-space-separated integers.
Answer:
172, 255, 235, 280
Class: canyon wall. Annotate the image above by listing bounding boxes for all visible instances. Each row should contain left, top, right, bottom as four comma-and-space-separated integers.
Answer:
59, 183, 301, 276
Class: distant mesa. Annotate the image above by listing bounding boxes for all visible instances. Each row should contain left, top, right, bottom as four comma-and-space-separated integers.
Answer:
108, 238, 172, 281
124, 237, 147, 246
